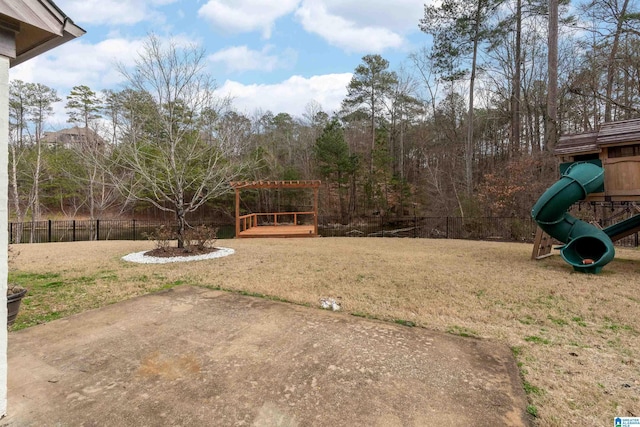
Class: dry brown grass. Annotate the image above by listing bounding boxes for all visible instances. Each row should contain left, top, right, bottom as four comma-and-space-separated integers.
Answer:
9, 237, 640, 426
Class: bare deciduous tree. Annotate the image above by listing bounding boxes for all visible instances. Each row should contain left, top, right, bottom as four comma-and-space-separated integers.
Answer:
112, 34, 250, 247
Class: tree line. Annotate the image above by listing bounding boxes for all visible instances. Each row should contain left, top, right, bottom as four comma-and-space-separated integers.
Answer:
9, 1, 640, 242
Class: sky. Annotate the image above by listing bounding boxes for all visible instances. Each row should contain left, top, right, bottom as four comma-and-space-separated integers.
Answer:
9, 0, 429, 128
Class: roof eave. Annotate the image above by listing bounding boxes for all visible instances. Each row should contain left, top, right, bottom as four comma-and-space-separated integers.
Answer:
11, 18, 85, 67
554, 147, 600, 156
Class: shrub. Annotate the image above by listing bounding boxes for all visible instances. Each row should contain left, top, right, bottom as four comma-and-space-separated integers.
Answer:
144, 225, 175, 251
184, 225, 218, 252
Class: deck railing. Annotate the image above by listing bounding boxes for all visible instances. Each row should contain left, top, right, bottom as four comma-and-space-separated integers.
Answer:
238, 214, 258, 232
255, 212, 315, 226
237, 211, 317, 234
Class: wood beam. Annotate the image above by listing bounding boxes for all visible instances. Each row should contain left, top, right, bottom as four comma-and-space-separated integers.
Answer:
230, 180, 321, 190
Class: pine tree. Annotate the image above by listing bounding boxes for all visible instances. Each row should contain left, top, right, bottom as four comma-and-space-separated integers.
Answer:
342, 54, 398, 174
65, 85, 102, 131
315, 119, 358, 221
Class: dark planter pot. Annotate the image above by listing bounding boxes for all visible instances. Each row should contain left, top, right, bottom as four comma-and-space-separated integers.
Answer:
7, 288, 27, 326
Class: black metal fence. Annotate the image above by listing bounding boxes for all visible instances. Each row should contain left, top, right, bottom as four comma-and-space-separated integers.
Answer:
8, 219, 236, 244
8, 216, 640, 247
318, 216, 538, 242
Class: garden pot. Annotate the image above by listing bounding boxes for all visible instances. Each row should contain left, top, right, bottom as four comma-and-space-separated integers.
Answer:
7, 287, 27, 326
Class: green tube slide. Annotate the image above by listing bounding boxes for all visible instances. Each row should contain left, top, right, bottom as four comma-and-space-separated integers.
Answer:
531, 162, 615, 273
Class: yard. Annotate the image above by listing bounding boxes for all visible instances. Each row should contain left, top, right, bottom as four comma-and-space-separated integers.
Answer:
8, 237, 640, 426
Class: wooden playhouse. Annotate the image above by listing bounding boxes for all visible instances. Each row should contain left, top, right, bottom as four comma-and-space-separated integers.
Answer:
554, 118, 640, 201
532, 118, 640, 261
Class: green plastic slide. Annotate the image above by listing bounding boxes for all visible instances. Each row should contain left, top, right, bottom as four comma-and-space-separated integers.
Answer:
603, 213, 640, 241
531, 162, 615, 273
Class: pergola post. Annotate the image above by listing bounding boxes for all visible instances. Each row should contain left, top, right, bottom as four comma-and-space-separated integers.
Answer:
313, 186, 319, 236
235, 187, 240, 238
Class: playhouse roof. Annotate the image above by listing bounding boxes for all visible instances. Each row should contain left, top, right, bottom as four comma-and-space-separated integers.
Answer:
597, 118, 640, 146
556, 118, 640, 156
554, 131, 598, 156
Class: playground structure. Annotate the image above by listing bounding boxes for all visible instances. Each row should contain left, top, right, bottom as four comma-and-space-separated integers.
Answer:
230, 180, 321, 238
532, 118, 640, 273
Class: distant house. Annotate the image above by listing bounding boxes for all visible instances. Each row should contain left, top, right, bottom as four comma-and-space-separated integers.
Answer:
41, 126, 104, 149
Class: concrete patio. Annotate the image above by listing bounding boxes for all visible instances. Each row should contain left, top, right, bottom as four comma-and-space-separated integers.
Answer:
4, 286, 529, 426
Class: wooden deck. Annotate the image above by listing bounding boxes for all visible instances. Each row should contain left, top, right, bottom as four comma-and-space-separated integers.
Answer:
236, 225, 316, 238
231, 180, 321, 239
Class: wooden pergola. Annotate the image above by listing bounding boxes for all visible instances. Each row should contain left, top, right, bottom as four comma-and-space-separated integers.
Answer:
230, 180, 321, 238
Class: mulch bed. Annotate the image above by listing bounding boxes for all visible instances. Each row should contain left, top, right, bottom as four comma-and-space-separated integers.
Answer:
145, 247, 218, 258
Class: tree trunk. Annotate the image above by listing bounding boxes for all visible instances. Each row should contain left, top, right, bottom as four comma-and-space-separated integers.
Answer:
546, 0, 559, 151
337, 172, 347, 223
89, 174, 96, 240
349, 174, 357, 220
9, 144, 23, 244
176, 207, 186, 249
604, 0, 630, 122
510, 0, 522, 154
370, 88, 376, 174
30, 133, 42, 243
465, 0, 482, 194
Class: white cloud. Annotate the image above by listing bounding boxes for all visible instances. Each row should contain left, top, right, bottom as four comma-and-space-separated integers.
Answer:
318, 0, 424, 32
54, 0, 177, 26
215, 73, 352, 117
209, 45, 296, 72
10, 37, 144, 90
198, 0, 300, 38
198, 0, 421, 53
295, 2, 406, 53
9, 36, 147, 128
